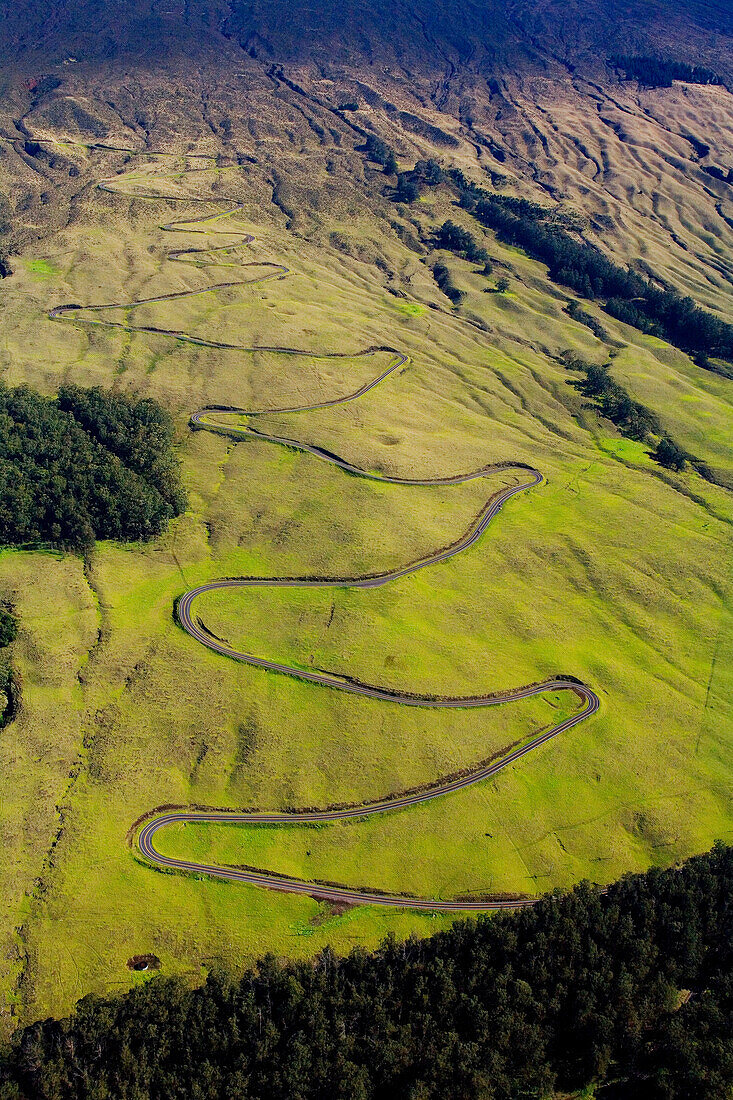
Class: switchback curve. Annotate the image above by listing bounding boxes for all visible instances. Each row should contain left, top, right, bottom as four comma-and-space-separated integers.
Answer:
46, 146, 600, 910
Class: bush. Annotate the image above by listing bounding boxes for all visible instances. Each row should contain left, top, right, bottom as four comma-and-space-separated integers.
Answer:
0, 607, 16, 648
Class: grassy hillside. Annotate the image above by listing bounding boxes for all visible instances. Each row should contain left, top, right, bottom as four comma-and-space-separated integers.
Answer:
0, 133, 730, 1035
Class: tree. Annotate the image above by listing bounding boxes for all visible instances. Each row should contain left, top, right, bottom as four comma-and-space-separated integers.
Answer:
413, 159, 444, 186
454, 179, 733, 363
653, 438, 688, 471
495, 276, 510, 292
435, 221, 488, 263
3, 846, 732, 1100
394, 175, 419, 203
363, 134, 395, 170
0, 383, 185, 552
612, 55, 722, 89
432, 262, 464, 304
382, 150, 398, 175
568, 359, 660, 443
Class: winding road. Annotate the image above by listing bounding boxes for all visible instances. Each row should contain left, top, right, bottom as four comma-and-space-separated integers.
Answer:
47, 145, 600, 911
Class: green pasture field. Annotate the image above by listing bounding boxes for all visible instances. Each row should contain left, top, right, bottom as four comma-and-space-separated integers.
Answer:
0, 153, 730, 1029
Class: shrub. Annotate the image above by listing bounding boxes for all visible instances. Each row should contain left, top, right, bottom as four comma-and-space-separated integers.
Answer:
0, 607, 16, 648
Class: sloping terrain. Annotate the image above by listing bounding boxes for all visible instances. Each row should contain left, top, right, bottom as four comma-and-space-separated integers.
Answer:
0, 0, 731, 1033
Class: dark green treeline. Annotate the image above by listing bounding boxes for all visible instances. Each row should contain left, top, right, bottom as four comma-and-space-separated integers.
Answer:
1, 844, 731, 1099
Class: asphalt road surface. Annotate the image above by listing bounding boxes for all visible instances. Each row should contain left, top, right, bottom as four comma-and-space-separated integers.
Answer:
47, 146, 600, 910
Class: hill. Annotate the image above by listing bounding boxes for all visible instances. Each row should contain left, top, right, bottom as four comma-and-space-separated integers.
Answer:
0, 0, 730, 1043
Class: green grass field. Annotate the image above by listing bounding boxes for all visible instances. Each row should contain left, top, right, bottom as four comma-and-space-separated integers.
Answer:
0, 151, 731, 1030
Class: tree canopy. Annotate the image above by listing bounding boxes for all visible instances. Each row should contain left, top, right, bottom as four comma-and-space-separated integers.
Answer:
0, 384, 185, 552
1, 844, 731, 1099
435, 220, 488, 263
443, 171, 733, 366
611, 55, 723, 88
